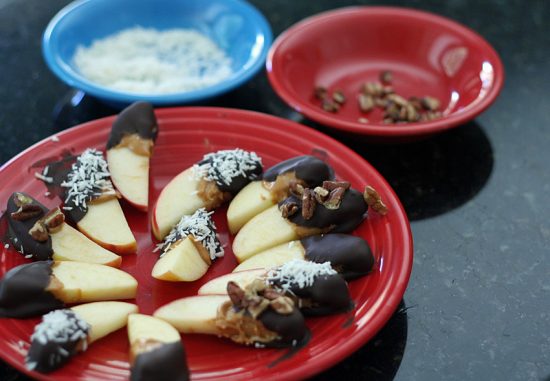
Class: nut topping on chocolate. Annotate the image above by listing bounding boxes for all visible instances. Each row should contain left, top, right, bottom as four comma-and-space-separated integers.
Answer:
363, 185, 388, 215
11, 203, 43, 221
301, 189, 316, 220
28, 208, 65, 242
280, 202, 299, 218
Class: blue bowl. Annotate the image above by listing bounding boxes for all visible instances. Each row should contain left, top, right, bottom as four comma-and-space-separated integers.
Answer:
42, 0, 272, 107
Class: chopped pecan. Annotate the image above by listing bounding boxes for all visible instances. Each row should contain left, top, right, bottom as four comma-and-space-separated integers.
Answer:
324, 187, 346, 210
321, 98, 340, 113
269, 296, 295, 315
43, 207, 65, 232
387, 94, 408, 107
313, 186, 329, 203
380, 70, 393, 84
332, 90, 346, 104
322, 180, 351, 191
11, 204, 43, 221
301, 188, 316, 220
280, 202, 298, 218
314, 86, 327, 100
362, 81, 383, 97
288, 180, 304, 196
421, 96, 440, 111
363, 185, 388, 215
13, 193, 33, 207
29, 221, 48, 242
358, 93, 375, 112
227, 281, 246, 308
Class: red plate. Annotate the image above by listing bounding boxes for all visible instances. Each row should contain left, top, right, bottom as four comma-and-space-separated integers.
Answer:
0, 107, 413, 380
267, 7, 504, 140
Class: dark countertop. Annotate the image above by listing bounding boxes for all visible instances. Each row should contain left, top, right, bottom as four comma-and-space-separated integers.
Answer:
1, 0, 549, 380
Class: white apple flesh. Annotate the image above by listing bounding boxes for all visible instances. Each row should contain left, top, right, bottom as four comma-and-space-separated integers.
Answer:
71, 301, 138, 343
154, 295, 229, 335
233, 240, 305, 272
77, 198, 137, 255
151, 168, 205, 241
232, 205, 299, 263
151, 236, 209, 282
226, 181, 273, 234
198, 269, 266, 295
50, 222, 121, 267
50, 261, 138, 303
107, 146, 149, 212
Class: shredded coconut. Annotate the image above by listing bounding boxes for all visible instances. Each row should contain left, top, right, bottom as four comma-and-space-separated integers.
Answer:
61, 149, 114, 209
160, 208, 223, 261
34, 172, 53, 183
27, 310, 89, 370
194, 149, 262, 187
4, 243, 9, 249
268, 259, 337, 293
50, 136, 60, 142
73, 27, 233, 95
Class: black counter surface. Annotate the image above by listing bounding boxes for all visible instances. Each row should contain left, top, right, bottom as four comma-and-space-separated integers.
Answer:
1, 1, 549, 380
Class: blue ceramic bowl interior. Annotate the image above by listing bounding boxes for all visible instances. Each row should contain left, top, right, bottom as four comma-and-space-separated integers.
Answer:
43, 0, 272, 106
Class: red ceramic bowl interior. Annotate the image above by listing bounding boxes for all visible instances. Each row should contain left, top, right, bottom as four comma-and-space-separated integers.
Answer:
267, 6, 504, 138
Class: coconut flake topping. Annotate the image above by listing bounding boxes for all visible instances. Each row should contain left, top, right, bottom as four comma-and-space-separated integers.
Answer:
268, 259, 337, 293
26, 309, 89, 370
160, 208, 223, 260
193, 149, 262, 187
60, 149, 114, 209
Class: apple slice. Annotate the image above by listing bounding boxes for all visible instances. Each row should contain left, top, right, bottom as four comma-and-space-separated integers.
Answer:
50, 261, 137, 303
128, 314, 189, 381
152, 149, 263, 240
71, 301, 138, 343
227, 155, 334, 234
233, 183, 367, 263
232, 205, 300, 262
25, 302, 137, 373
154, 295, 229, 335
107, 102, 159, 212
51, 222, 121, 267
233, 240, 305, 272
198, 269, 266, 295
152, 208, 223, 282
235, 234, 375, 280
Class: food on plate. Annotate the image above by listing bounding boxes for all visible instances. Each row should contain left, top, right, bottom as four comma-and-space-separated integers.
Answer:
200, 260, 352, 316
314, 70, 443, 124
232, 180, 367, 262
37, 148, 137, 254
5, 192, 121, 267
25, 302, 137, 373
152, 148, 262, 240
233, 234, 374, 280
155, 280, 308, 347
106, 101, 159, 212
128, 314, 189, 381
0, 261, 138, 318
227, 155, 334, 234
152, 208, 223, 282
73, 27, 233, 95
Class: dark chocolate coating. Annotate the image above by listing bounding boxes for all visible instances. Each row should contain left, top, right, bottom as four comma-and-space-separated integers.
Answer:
262, 155, 335, 186
258, 307, 308, 346
197, 157, 263, 196
0, 261, 63, 318
289, 274, 352, 316
131, 341, 189, 381
301, 234, 375, 280
281, 189, 367, 233
6, 193, 53, 261
26, 312, 85, 373
107, 101, 159, 150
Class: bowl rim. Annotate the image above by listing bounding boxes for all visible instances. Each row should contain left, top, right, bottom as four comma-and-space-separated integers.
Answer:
266, 6, 505, 137
42, 0, 273, 105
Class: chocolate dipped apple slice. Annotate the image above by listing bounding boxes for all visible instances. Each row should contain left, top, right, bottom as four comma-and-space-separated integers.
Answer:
152, 208, 223, 282
199, 260, 352, 316
152, 149, 262, 240
128, 314, 189, 381
60, 148, 137, 254
107, 102, 159, 212
0, 261, 138, 318
227, 155, 334, 234
233, 233, 374, 280
232, 181, 367, 262
154, 280, 308, 348
5, 192, 121, 267
25, 301, 137, 373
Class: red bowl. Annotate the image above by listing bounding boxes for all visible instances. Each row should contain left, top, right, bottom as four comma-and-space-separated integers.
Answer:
267, 6, 504, 140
